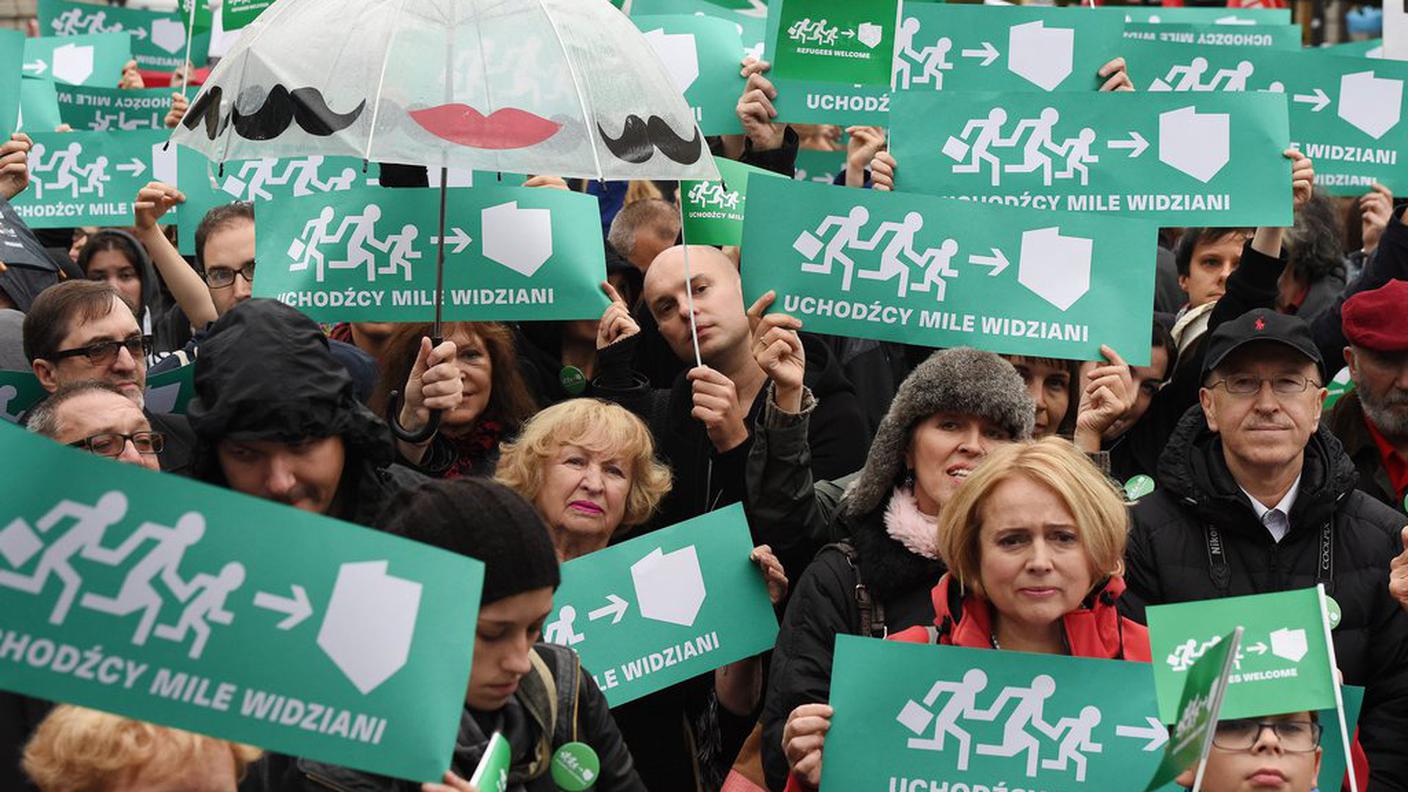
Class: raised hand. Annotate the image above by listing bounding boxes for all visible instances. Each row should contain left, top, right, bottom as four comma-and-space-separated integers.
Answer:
747, 290, 805, 412
596, 281, 640, 350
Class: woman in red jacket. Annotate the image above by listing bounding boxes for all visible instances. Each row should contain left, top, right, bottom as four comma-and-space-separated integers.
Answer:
781, 437, 1149, 790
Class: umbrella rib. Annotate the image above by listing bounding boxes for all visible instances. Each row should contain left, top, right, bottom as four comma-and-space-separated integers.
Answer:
363, 0, 415, 165
532, 0, 604, 182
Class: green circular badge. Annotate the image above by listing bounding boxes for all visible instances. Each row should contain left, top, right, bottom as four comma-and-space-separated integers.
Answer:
1124, 474, 1156, 501
1323, 366, 1355, 411
551, 742, 600, 791
1325, 595, 1343, 630
559, 365, 587, 396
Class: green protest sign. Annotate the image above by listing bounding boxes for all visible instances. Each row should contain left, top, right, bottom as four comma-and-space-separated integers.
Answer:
23, 32, 133, 88
765, 0, 899, 124
1123, 23, 1302, 50
0, 370, 49, 426
682, 157, 782, 246
889, 90, 1292, 226
0, 29, 24, 136
634, 15, 747, 135
1114, 7, 1291, 26
222, 0, 275, 31
1145, 628, 1241, 792
0, 362, 201, 425
1324, 366, 1355, 411
179, 0, 215, 36
253, 185, 610, 323
1123, 41, 1408, 196
629, 0, 765, 62
1147, 588, 1338, 724
793, 147, 845, 184
741, 175, 1157, 365
821, 636, 1165, 791
0, 423, 484, 781
895, 4, 1124, 94
10, 129, 176, 228
55, 85, 171, 132
1321, 686, 1365, 791
469, 731, 511, 792
1324, 39, 1384, 59
19, 78, 63, 133
543, 504, 779, 707
40, 0, 210, 72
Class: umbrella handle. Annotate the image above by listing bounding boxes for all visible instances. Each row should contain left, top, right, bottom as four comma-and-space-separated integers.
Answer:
386, 332, 445, 444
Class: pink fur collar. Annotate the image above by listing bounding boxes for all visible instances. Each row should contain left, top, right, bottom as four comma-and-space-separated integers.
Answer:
883, 486, 939, 560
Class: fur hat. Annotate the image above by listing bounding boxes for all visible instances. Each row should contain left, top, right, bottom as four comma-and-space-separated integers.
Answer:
842, 348, 1034, 519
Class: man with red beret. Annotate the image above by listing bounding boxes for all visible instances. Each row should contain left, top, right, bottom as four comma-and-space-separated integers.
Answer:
1328, 279, 1408, 516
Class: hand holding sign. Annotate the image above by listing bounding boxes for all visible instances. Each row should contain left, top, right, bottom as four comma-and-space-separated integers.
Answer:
749, 544, 788, 605
845, 126, 886, 188
869, 150, 896, 192
118, 58, 143, 89
421, 771, 478, 792
0, 133, 32, 200
596, 281, 640, 350
737, 58, 785, 152
1360, 183, 1393, 254
164, 91, 187, 129
1074, 345, 1135, 453
133, 181, 184, 230
1289, 148, 1315, 211
783, 702, 833, 788
1098, 57, 1134, 92
748, 290, 805, 412
1390, 527, 1408, 613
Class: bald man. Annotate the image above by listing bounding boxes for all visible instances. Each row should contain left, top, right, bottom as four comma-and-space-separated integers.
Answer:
594, 245, 866, 534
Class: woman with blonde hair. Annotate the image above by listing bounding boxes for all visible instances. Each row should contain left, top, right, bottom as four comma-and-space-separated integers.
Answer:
23, 705, 261, 792
780, 438, 1150, 791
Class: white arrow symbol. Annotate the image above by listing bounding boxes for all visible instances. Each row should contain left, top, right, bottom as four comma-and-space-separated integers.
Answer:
1292, 87, 1330, 113
132, 27, 147, 39
587, 594, 629, 624
1246, 641, 1268, 655
430, 227, 472, 255
253, 585, 313, 630
1116, 717, 1170, 752
967, 248, 1009, 276
960, 41, 999, 67
22, 59, 46, 75
1107, 131, 1149, 158
115, 158, 146, 178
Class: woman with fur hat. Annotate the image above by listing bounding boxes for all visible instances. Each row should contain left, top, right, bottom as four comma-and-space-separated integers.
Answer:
750, 345, 1034, 791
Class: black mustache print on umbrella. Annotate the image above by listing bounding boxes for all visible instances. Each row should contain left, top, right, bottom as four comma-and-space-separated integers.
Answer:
597, 115, 702, 165
183, 85, 365, 141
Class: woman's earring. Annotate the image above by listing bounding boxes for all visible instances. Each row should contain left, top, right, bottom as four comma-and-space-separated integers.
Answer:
902, 468, 916, 489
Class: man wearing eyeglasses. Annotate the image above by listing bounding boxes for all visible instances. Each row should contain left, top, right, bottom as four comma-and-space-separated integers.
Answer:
1175, 712, 1323, 792
21, 280, 194, 475
24, 381, 162, 472
1122, 308, 1408, 789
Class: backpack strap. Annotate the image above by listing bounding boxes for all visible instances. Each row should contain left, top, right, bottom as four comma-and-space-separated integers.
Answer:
822, 540, 887, 639
530, 644, 583, 746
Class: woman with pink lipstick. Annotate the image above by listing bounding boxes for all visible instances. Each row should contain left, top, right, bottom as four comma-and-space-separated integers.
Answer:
778, 438, 1149, 791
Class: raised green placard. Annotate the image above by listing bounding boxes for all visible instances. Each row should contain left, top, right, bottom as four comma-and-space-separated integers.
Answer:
681, 156, 782, 246
55, 84, 172, 132
0, 370, 49, 425
23, 32, 133, 88
821, 636, 1166, 792
40, 0, 210, 72
1113, 7, 1292, 26
10, 129, 174, 227
765, 0, 899, 124
629, 0, 765, 62
0, 29, 25, 136
1, 361, 213, 424
253, 184, 610, 323
543, 504, 779, 707
1123, 23, 1302, 50
634, 15, 747, 135
741, 175, 1157, 365
1123, 41, 1408, 196
1145, 628, 1241, 791
889, 90, 1292, 226
1146, 588, 1338, 724
0, 423, 484, 782
221, 0, 275, 31
19, 77, 63, 133
894, 4, 1124, 94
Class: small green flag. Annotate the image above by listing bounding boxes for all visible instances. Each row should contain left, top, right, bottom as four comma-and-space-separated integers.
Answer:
681, 157, 782, 246
1145, 627, 1242, 791
221, 0, 274, 32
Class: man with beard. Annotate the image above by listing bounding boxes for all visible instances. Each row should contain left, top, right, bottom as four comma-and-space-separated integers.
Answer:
1327, 279, 1408, 515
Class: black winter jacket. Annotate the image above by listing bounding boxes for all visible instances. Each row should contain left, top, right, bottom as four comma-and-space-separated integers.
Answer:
1126, 407, 1408, 790
240, 644, 645, 792
759, 503, 943, 791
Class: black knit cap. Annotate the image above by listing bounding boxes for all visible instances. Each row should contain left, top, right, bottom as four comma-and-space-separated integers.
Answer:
378, 478, 560, 605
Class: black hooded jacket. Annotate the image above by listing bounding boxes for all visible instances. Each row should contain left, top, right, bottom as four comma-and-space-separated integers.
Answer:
1126, 407, 1408, 790
186, 300, 422, 527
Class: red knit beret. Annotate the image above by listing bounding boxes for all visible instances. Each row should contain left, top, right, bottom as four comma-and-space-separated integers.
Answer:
1342, 279, 1408, 352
